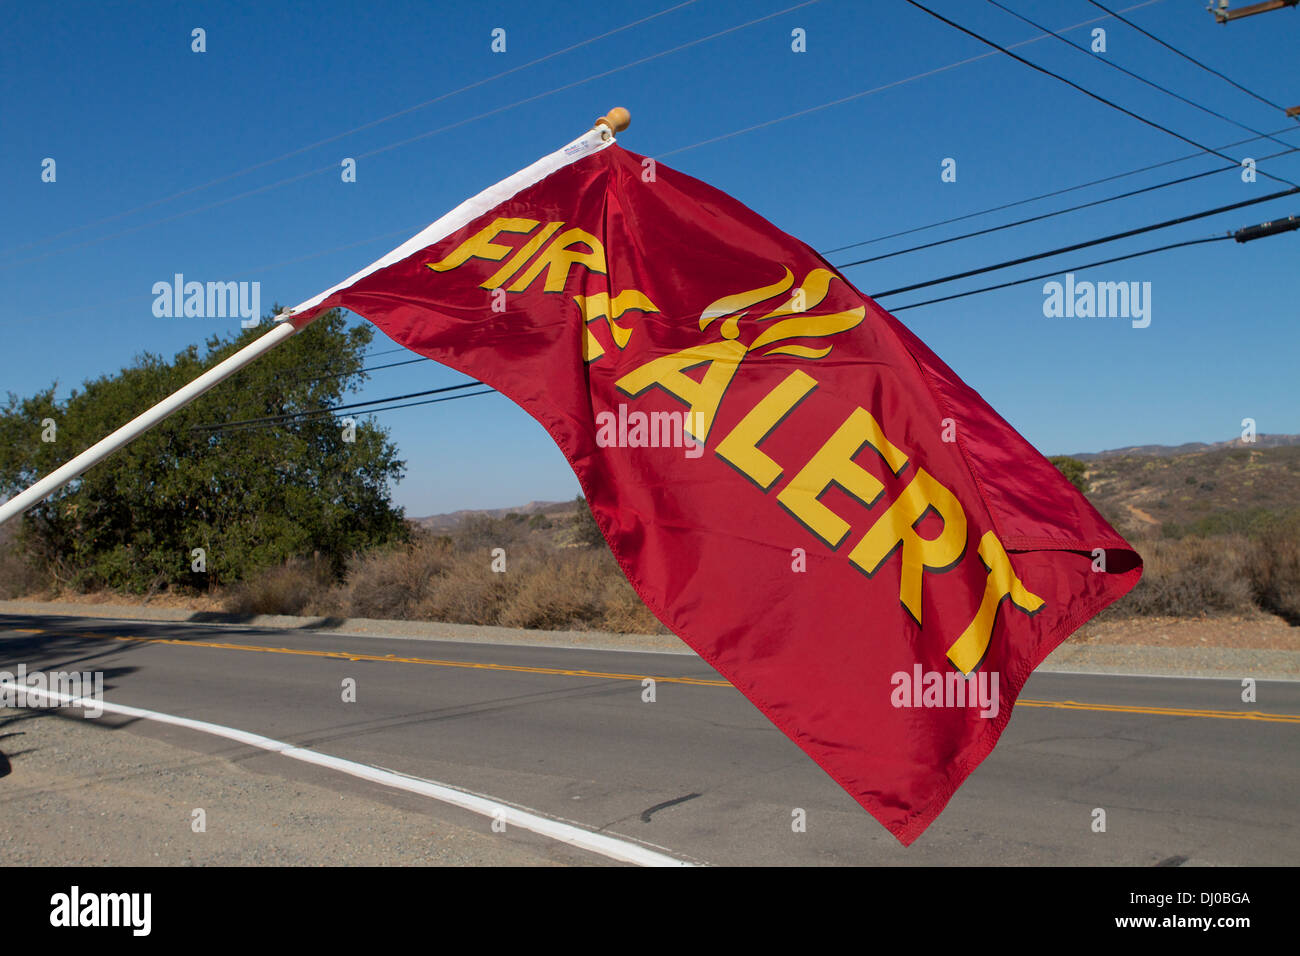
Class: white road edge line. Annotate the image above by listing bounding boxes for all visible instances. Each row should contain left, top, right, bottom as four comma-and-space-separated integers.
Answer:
3, 682, 694, 868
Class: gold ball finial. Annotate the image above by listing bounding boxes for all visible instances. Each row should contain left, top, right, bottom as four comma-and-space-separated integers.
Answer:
594, 107, 631, 136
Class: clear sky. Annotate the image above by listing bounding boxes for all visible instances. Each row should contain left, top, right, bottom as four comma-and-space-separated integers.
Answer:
3, 0, 1297, 516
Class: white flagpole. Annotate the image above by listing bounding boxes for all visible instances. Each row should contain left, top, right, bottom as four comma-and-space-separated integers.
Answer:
0, 314, 315, 527
0, 110, 632, 530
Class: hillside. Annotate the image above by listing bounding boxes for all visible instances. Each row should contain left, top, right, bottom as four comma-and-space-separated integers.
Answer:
1071, 433, 1300, 461
1081, 442, 1300, 538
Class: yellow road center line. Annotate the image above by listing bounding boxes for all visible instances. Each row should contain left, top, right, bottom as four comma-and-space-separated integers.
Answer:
8, 625, 1300, 723
82, 631, 732, 687
1018, 698, 1300, 723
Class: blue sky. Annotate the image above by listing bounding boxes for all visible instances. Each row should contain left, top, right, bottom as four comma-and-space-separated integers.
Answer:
3, 0, 1297, 516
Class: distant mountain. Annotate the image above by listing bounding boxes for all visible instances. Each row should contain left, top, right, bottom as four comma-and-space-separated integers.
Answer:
1070, 434, 1300, 461
411, 499, 572, 532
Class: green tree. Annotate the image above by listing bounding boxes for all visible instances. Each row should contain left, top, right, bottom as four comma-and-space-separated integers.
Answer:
0, 310, 407, 592
571, 495, 605, 548
1049, 455, 1089, 495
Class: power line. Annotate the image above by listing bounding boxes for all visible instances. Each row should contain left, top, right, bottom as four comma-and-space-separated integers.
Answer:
197, 198, 1300, 429
1085, 0, 1291, 113
136, 333, 412, 410
8, 0, 1167, 274
0, 0, 1226, 345
266, 188, 1264, 389
0, 0, 1173, 308
192, 381, 486, 432
988, 0, 1295, 150
6, 225, 426, 327
288, 355, 430, 388
861, 185, 1298, 295
902, 0, 1299, 188
24, 1, 1295, 423
265, 192, 1275, 391
215, 219, 1292, 425
223, 337, 410, 385
241, 184, 1268, 395
207, 227, 1266, 425
8, 1, 1183, 337
0, 1, 818, 273
2, 0, 1163, 271
201, 387, 499, 434
27, 117, 1288, 331
0, 1, 702, 260
210, 190, 1300, 398
282, 344, 411, 377
885, 234, 1229, 311
357, 345, 409, 360
0, 167, 399, 273
822, 123, 1299, 255
655, 0, 1165, 160
208, 195, 1299, 426
831, 139, 1300, 266
330, 388, 498, 419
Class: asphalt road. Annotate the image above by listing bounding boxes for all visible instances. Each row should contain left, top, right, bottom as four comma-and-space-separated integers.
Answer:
2, 612, 1296, 866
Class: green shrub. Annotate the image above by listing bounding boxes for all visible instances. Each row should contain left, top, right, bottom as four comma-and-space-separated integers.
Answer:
0, 309, 406, 594
570, 495, 605, 547
1049, 456, 1088, 494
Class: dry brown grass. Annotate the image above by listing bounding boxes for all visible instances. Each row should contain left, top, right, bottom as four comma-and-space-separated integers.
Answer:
215, 523, 670, 634
221, 556, 334, 616
1102, 510, 1300, 622
402, 541, 668, 633
597, 574, 666, 634
336, 536, 455, 620
1107, 535, 1258, 618
0, 543, 45, 599
495, 547, 610, 630
1248, 513, 1300, 623
411, 550, 521, 626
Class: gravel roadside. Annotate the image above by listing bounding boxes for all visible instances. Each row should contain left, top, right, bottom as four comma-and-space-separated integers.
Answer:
0, 710, 569, 866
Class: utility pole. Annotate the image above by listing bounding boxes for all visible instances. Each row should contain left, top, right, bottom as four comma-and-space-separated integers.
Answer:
1207, 0, 1298, 24
1204, 2, 1299, 117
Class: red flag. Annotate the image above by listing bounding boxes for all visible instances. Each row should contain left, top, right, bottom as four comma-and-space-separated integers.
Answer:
287, 126, 1141, 844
